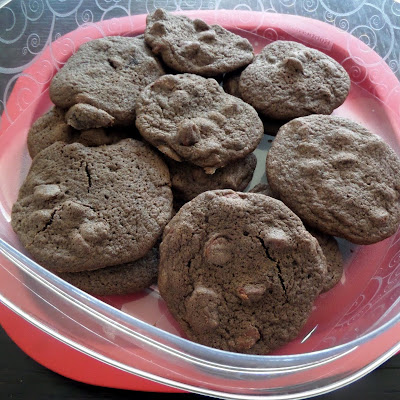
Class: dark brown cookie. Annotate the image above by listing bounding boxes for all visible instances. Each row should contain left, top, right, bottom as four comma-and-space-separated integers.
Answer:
135, 73, 263, 173
27, 107, 137, 158
250, 183, 343, 292
307, 228, 343, 292
159, 190, 327, 354
27, 107, 74, 158
50, 36, 164, 129
12, 139, 173, 273
223, 70, 287, 136
145, 9, 254, 76
266, 115, 400, 244
168, 153, 256, 202
59, 247, 159, 296
239, 41, 350, 120
249, 183, 276, 197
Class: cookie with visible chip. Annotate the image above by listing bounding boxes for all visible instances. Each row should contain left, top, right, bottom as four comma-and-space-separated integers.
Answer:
266, 115, 400, 244
12, 139, 173, 273
59, 247, 159, 296
250, 183, 343, 292
135, 73, 263, 173
145, 9, 254, 76
50, 36, 164, 129
168, 153, 256, 202
159, 190, 327, 354
27, 107, 136, 158
239, 41, 350, 120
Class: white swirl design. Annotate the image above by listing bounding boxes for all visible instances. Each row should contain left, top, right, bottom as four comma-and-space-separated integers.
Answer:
21, 0, 44, 21
369, 13, 386, 30
75, 8, 94, 26
337, 17, 350, 31
389, 59, 399, 73
303, 0, 319, 13
22, 33, 41, 55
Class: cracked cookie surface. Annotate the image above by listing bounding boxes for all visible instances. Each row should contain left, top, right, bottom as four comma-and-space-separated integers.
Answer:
135, 73, 263, 172
50, 36, 164, 128
250, 183, 343, 292
11, 139, 173, 273
239, 40, 350, 119
266, 115, 400, 244
158, 190, 327, 354
145, 9, 254, 76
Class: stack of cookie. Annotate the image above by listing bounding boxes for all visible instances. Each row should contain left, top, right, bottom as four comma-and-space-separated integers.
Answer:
11, 9, 400, 354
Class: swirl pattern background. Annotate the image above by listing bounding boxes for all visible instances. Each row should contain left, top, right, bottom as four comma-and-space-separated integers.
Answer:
0, 0, 400, 349
1, 1, 400, 119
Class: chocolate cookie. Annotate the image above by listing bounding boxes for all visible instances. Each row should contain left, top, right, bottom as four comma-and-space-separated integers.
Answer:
249, 182, 276, 198
59, 247, 159, 296
12, 139, 173, 273
135, 73, 263, 173
159, 190, 327, 354
168, 153, 256, 202
223, 70, 287, 136
27, 107, 135, 158
50, 36, 164, 128
27, 107, 74, 158
145, 9, 254, 76
250, 183, 343, 292
239, 41, 350, 120
307, 228, 343, 292
266, 115, 400, 244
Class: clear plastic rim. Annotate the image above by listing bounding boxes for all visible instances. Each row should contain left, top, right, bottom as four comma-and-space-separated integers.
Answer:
1, 287, 399, 400
1, 238, 399, 371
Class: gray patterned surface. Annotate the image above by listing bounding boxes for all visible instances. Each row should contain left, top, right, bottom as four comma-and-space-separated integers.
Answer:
0, 0, 399, 125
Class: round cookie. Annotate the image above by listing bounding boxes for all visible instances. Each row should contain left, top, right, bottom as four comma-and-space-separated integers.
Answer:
136, 73, 263, 173
159, 190, 327, 354
250, 183, 343, 292
50, 36, 165, 128
250, 182, 276, 198
223, 70, 287, 136
239, 40, 350, 120
27, 107, 74, 158
12, 139, 173, 273
266, 115, 400, 244
222, 69, 243, 98
27, 107, 136, 158
307, 228, 343, 293
145, 9, 254, 76
59, 247, 159, 296
168, 153, 256, 202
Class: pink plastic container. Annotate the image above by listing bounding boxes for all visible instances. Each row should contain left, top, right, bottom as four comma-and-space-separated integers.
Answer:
1, 2, 400, 398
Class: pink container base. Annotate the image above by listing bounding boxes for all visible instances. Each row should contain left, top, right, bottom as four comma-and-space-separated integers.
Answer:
1, 10, 399, 392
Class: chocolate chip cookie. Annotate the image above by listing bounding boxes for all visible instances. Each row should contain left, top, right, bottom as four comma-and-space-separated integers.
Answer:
168, 153, 256, 202
59, 247, 159, 296
223, 70, 288, 136
27, 107, 135, 158
239, 40, 350, 119
50, 36, 164, 129
135, 73, 263, 173
12, 139, 173, 273
145, 9, 254, 76
159, 190, 327, 354
250, 183, 343, 292
266, 115, 400, 244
